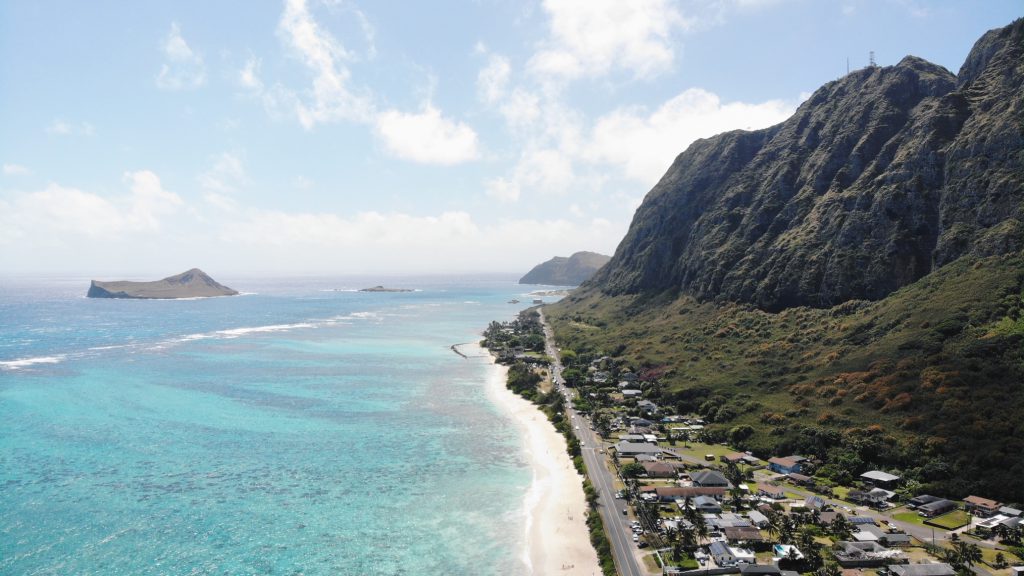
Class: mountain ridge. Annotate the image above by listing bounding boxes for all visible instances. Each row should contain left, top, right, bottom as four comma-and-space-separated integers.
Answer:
87, 268, 238, 299
519, 251, 611, 286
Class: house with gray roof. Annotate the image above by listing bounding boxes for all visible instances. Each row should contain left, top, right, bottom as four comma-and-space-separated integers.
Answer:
889, 564, 955, 576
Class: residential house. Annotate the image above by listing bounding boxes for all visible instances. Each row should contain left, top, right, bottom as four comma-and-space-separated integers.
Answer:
833, 541, 907, 568
881, 533, 912, 547
804, 495, 826, 510
768, 456, 805, 475
644, 486, 727, 503
847, 488, 894, 508
621, 389, 642, 398
709, 541, 737, 566
618, 433, 648, 443
757, 484, 786, 500
723, 452, 748, 464
637, 399, 658, 413
889, 564, 956, 576
786, 473, 813, 486
694, 495, 723, 513
999, 506, 1023, 517
851, 525, 887, 543
748, 510, 770, 528
848, 516, 878, 526
818, 511, 845, 526
614, 441, 663, 458
642, 461, 679, 479
908, 495, 942, 509
691, 470, 731, 488
917, 499, 958, 518
859, 471, 902, 489
964, 495, 1002, 517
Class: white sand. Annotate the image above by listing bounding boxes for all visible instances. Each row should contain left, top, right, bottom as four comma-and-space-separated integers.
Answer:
481, 351, 601, 576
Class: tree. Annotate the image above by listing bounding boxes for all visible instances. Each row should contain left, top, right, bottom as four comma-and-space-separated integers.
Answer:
817, 563, 842, 576
621, 462, 646, 479
994, 552, 1007, 569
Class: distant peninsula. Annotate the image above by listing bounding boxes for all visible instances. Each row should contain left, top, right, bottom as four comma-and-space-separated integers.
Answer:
519, 251, 611, 286
87, 269, 238, 299
359, 286, 414, 293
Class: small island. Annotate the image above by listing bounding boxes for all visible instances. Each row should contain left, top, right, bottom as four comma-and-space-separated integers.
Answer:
87, 269, 238, 299
359, 285, 414, 293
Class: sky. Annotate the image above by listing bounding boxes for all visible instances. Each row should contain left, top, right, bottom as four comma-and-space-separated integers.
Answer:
1, 0, 1020, 276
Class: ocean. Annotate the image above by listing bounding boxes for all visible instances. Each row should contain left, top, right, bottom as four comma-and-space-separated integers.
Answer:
0, 276, 554, 575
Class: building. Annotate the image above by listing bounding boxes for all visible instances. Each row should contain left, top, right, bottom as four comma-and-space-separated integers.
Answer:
621, 389, 642, 398
694, 495, 723, 513
725, 526, 766, 544
908, 495, 942, 509
964, 495, 1002, 517
642, 461, 679, 478
833, 541, 907, 568
805, 495, 826, 510
768, 456, 805, 475
847, 488, 894, 508
644, 486, 727, 503
917, 499, 958, 518
691, 469, 730, 488
889, 564, 956, 576
614, 441, 663, 458
860, 470, 902, 488
748, 510, 770, 528
709, 541, 737, 566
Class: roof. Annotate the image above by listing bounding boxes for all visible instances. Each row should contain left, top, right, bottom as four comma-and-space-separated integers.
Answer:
849, 516, 877, 525
691, 470, 729, 486
999, 506, 1023, 517
805, 495, 825, 509
787, 473, 812, 483
725, 526, 766, 541
709, 541, 733, 556
646, 486, 727, 498
740, 565, 782, 576
918, 499, 957, 512
890, 564, 955, 576
748, 511, 769, 524
861, 470, 901, 483
615, 441, 663, 454
642, 461, 677, 473
964, 495, 1002, 508
694, 495, 720, 506
769, 456, 801, 468
909, 495, 941, 505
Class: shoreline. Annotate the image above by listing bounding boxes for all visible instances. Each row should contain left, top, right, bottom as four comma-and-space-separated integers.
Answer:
476, 343, 600, 575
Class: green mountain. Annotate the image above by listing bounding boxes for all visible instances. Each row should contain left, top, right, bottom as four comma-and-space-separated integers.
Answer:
519, 251, 611, 286
548, 20, 1024, 502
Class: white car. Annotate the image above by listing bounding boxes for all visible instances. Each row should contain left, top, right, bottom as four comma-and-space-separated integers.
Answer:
632, 534, 639, 543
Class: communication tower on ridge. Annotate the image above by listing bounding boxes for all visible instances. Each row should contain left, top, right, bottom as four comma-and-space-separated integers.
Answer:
869, 51, 877, 67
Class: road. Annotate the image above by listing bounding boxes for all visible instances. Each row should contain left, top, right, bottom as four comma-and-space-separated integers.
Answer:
539, 310, 647, 576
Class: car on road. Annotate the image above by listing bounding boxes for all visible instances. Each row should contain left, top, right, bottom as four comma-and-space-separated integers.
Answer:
632, 534, 639, 543
622, 508, 628, 515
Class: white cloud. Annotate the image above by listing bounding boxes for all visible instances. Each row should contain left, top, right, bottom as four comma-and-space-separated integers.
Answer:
584, 88, 796, 183
156, 22, 206, 90
198, 152, 246, 193
374, 105, 480, 165
0, 170, 182, 242
477, 54, 511, 104
46, 119, 94, 136
527, 0, 688, 81
3, 163, 30, 176
239, 57, 264, 91
277, 0, 373, 128
485, 177, 521, 203
516, 148, 574, 193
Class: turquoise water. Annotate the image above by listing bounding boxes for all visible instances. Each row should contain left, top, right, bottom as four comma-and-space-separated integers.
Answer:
0, 276, 555, 575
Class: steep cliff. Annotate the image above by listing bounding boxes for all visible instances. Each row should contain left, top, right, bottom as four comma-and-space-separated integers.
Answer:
589, 19, 1023, 312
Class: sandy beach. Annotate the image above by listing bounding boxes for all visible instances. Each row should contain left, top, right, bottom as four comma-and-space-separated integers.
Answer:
479, 348, 601, 575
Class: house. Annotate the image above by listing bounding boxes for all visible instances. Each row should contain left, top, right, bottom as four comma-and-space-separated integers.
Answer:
833, 541, 907, 567
618, 433, 647, 443
786, 473, 813, 486
621, 389, 642, 398
644, 486, 727, 503
818, 511, 845, 526
723, 452, 748, 464
847, 488, 894, 507
880, 533, 912, 547
805, 495, 826, 510
642, 461, 679, 478
748, 510, 770, 528
860, 470, 902, 489
615, 441, 663, 458
964, 495, 1002, 517
637, 399, 658, 413
635, 454, 660, 463
730, 546, 757, 564
852, 525, 887, 543
999, 506, 1023, 517
768, 456, 805, 475
908, 495, 942, 509
917, 499, 958, 518
888, 563, 956, 576
709, 541, 737, 566
691, 470, 730, 488
694, 495, 723, 513
725, 526, 766, 544
848, 516, 877, 526
757, 483, 786, 500
741, 565, 783, 576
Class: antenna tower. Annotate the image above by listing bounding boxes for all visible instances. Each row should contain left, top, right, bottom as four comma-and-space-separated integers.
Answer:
869, 51, 876, 67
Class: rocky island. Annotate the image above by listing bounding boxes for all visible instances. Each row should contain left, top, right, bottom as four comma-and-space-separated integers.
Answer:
359, 286, 414, 293
519, 251, 610, 286
87, 269, 238, 299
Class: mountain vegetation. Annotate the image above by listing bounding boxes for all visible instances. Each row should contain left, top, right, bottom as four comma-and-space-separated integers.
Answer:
547, 20, 1024, 502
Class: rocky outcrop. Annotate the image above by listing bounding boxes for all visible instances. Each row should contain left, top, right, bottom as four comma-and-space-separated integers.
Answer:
519, 251, 611, 286
87, 269, 238, 299
588, 19, 1024, 312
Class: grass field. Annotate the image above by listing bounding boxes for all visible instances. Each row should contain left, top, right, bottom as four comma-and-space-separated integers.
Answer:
665, 441, 736, 461
892, 511, 928, 527
925, 510, 971, 530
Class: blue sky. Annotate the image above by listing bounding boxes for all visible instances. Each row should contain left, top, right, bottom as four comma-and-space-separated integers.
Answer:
1, 0, 1019, 275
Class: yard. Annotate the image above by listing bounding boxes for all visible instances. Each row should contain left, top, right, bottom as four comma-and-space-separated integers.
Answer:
665, 441, 737, 461
925, 510, 971, 530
